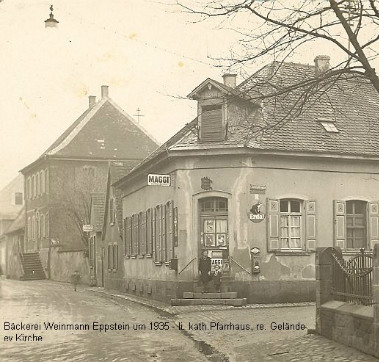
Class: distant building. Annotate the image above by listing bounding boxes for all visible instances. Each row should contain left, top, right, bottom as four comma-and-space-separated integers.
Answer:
20, 86, 159, 283
0, 174, 24, 277
114, 58, 379, 304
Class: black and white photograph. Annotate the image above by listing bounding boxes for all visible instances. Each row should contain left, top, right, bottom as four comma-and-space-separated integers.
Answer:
0, 1, 378, 361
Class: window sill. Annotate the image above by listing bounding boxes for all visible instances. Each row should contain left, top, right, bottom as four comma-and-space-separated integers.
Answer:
130, 255, 137, 259
273, 250, 311, 256
145, 254, 152, 258
154, 262, 162, 266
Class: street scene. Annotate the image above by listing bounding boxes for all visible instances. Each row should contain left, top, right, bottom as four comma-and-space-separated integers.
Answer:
1, 279, 378, 362
1, 0, 379, 361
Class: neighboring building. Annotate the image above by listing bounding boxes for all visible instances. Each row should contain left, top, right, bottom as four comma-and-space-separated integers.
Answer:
20, 86, 159, 283
0, 174, 24, 276
89, 161, 132, 288
114, 57, 379, 304
2, 208, 25, 279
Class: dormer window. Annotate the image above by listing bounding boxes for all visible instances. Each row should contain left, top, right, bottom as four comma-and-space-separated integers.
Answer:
200, 103, 224, 142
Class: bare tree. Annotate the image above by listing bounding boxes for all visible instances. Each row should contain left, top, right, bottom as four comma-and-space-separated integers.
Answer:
178, 0, 379, 138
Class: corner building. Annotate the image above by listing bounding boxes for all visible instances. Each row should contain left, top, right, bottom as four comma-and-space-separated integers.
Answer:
114, 58, 379, 303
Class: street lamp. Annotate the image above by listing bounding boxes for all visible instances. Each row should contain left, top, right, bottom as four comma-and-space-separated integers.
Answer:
44, 5, 59, 28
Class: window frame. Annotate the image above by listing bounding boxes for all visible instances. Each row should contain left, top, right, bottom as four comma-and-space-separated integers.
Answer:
279, 199, 303, 250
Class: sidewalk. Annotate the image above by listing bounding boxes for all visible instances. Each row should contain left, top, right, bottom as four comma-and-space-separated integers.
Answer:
87, 287, 379, 362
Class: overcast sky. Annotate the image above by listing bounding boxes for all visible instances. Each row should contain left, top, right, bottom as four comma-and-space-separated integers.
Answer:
0, 0, 356, 189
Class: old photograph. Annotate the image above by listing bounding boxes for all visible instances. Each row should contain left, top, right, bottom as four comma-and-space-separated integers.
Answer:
0, 0, 378, 361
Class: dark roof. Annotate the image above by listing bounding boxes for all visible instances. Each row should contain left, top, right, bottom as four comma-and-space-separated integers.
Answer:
116, 61, 379, 184
21, 97, 159, 173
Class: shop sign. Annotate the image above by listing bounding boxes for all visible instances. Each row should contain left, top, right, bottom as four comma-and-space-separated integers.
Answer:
249, 202, 265, 223
148, 174, 171, 186
211, 258, 223, 271
83, 225, 93, 232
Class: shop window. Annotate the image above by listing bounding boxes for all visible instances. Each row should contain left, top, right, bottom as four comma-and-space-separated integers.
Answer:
267, 199, 316, 252
200, 197, 229, 249
334, 200, 378, 250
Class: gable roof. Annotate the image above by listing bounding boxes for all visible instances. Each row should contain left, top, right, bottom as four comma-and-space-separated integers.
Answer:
21, 96, 159, 173
116, 61, 379, 185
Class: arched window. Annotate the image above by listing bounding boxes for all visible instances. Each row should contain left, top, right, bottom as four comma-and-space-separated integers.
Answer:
40, 170, 45, 194
36, 173, 40, 196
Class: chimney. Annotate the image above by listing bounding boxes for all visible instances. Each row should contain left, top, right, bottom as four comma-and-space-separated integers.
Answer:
222, 73, 237, 88
314, 55, 330, 75
88, 95, 96, 108
101, 85, 109, 98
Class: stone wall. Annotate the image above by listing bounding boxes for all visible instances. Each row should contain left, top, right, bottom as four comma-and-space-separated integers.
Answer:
49, 246, 89, 285
316, 245, 379, 358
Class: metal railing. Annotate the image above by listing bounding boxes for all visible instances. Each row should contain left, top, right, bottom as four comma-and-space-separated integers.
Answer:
230, 256, 251, 275
331, 248, 373, 306
178, 257, 196, 275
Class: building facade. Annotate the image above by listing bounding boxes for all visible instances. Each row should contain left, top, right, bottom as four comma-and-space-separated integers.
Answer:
114, 58, 379, 303
20, 86, 158, 282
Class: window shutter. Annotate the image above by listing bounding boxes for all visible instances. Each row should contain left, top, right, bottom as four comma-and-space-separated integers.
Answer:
267, 199, 280, 251
162, 205, 166, 262
141, 212, 146, 256
146, 209, 152, 255
305, 201, 317, 251
334, 200, 346, 249
152, 208, 156, 260
124, 217, 131, 256
173, 207, 178, 247
368, 202, 379, 249
155, 206, 161, 263
200, 105, 223, 142
167, 201, 174, 260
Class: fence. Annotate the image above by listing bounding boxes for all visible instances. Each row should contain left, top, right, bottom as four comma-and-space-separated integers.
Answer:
331, 248, 373, 305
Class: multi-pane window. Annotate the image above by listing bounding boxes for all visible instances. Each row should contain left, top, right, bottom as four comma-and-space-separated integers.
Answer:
280, 200, 302, 249
346, 201, 366, 249
200, 198, 228, 248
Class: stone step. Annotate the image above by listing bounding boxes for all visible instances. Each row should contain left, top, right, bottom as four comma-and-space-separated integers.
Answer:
171, 298, 247, 306
183, 292, 238, 299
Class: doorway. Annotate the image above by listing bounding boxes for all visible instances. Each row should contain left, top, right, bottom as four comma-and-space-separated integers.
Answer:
199, 197, 229, 274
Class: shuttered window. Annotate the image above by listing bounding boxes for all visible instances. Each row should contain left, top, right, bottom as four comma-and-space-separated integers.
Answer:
140, 211, 146, 256
267, 198, 316, 252
146, 209, 153, 255
334, 200, 378, 250
124, 217, 131, 256
200, 104, 223, 142
154, 206, 162, 263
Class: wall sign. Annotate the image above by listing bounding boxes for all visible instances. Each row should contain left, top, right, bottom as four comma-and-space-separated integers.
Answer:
250, 185, 266, 194
249, 202, 265, 223
148, 174, 171, 186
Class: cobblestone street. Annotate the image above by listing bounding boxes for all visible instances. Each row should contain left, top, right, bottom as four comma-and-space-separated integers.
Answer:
0, 279, 206, 362
1, 279, 378, 362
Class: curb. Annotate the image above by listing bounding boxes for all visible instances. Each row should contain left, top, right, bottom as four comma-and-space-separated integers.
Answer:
87, 287, 315, 316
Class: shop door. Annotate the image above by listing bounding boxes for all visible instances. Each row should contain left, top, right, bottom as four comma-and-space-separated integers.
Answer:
199, 197, 229, 274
